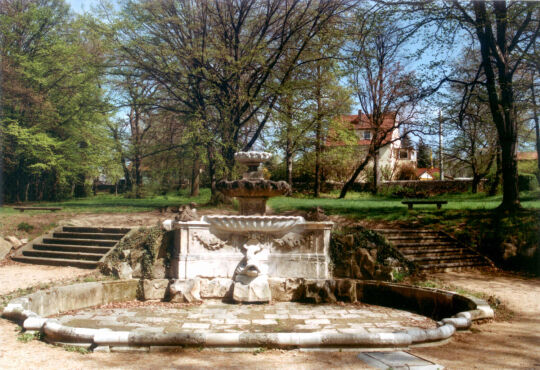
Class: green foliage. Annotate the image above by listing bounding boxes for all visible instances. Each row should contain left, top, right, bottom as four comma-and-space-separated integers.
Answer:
17, 222, 34, 233
63, 345, 90, 355
518, 174, 539, 191
1, 1, 115, 202
17, 331, 42, 343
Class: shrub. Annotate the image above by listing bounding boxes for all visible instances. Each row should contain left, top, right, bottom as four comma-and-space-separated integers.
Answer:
17, 222, 34, 233
518, 173, 539, 191
395, 163, 418, 180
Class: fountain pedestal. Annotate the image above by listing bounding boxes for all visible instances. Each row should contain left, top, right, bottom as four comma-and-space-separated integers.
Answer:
164, 151, 333, 302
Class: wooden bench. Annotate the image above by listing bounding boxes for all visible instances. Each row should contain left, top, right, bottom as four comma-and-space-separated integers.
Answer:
13, 207, 62, 212
401, 200, 447, 210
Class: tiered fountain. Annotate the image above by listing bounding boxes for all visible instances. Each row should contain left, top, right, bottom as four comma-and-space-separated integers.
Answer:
164, 151, 333, 302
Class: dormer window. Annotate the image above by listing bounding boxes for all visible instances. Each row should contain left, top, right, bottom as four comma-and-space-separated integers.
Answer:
399, 149, 409, 159
363, 131, 372, 140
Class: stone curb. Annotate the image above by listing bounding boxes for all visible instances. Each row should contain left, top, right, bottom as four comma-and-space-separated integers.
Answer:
1, 279, 494, 350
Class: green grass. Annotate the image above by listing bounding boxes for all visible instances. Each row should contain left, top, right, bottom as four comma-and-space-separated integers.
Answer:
268, 190, 540, 221
0, 188, 212, 214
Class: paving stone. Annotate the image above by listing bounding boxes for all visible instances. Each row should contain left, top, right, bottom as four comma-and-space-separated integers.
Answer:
305, 319, 330, 325
182, 322, 210, 329
252, 319, 278, 325
357, 351, 442, 369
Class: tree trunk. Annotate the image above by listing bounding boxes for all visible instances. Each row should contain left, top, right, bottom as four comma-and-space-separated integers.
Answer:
500, 136, 520, 210
191, 153, 200, 197
314, 65, 322, 198
207, 145, 218, 202
531, 69, 540, 176
339, 155, 371, 199
134, 153, 142, 198
372, 151, 379, 195
285, 150, 293, 193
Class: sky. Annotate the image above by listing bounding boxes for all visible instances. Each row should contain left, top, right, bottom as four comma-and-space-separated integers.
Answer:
66, 0, 118, 14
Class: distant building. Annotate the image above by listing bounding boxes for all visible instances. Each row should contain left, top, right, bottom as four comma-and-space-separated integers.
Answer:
328, 111, 417, 180
416, 167, 441, 181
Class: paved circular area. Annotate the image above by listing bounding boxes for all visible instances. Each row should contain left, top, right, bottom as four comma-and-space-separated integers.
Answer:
54, 300, 436, 335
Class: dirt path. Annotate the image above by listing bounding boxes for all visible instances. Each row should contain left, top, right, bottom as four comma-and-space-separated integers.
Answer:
1, 268, 538, 369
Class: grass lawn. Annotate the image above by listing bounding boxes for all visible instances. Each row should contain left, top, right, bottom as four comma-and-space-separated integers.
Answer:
269, 189, 540, 221
1, 188, 538, 221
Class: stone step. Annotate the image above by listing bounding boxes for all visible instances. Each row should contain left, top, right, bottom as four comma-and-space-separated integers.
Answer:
42, 238, 117, 246
417, 260, 491, 270
400, 248, 470, 256
375, 229, 441, 236
33, 243, 111, 254
23, 249, 104, 261
412, 254, 484, 263
11, 255, 99, 269
62, 226, 131, 234
53, 232, 124, 240
394, 241, 455, 248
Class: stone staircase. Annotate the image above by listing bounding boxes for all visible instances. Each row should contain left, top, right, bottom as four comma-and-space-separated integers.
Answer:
12, 226, 132, 268
375, 229, 493, 271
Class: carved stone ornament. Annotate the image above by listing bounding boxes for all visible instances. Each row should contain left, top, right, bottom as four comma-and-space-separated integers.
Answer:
273, 232, 310, 250
192, 232, 228, 251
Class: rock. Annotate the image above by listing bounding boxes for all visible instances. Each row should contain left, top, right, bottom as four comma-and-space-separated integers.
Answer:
114, 262, 133, 280
131, 262, 142, 278
20, 238, 28, 244
268, 278, 304, 301
200, 278, 233, 298
0, 238, 12, 260
175, 205, 198, 222
357, 248, 376, 279
335, 279, 357, 302
502, 242, 517, 260
121, 249, 131, 259
169, 279, 202, 303
233, 275, 271, 303
374, 266, 393, 281
303, 280, 336, 304
385, 257, 400, 267
305, 206, 329, 221
151, 258, 167, 279
142, 279, 170, 300
5, 236, 22, 248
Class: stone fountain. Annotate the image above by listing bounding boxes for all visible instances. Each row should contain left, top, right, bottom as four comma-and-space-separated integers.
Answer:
163, 151, 332, 302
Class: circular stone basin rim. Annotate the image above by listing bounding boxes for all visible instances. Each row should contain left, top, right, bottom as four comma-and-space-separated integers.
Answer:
201, 215, 305, 233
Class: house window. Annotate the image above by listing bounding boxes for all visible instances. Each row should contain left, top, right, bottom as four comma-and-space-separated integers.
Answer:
399, 149, 409, 159
363, 131, 371, 140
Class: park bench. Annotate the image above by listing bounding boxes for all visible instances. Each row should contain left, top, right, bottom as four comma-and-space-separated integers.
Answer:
13, 206, 62, 212
401, 200, 447, 210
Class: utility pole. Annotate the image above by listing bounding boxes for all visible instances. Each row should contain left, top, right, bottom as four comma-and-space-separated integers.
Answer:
438, 110, 444, 180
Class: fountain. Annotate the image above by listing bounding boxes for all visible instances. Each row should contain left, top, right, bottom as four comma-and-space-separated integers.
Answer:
164, 151, 333, 302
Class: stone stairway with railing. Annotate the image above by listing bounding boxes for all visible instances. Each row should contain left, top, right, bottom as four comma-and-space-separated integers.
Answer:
375, 229, 493, 271
12, 226, 132, 268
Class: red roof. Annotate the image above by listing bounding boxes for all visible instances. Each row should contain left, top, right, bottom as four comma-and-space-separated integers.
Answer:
327, 111, 398, 147
517, 152, 538, 160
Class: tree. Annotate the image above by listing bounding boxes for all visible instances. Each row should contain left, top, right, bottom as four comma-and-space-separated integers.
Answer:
416, 139, 431, 168
115, 0, 350, 201
1, 0, 113, 202
339, 4, 423, 198
402, 1, 540, 210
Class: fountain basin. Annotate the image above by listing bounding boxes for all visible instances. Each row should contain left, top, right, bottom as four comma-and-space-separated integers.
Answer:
216, 179, 290, 197
202, 215, 304, 233
234, 151, 272, 166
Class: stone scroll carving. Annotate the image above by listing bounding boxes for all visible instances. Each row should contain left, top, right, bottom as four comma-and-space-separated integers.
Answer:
272, 232, 313, 250
192, 232, 228, 251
